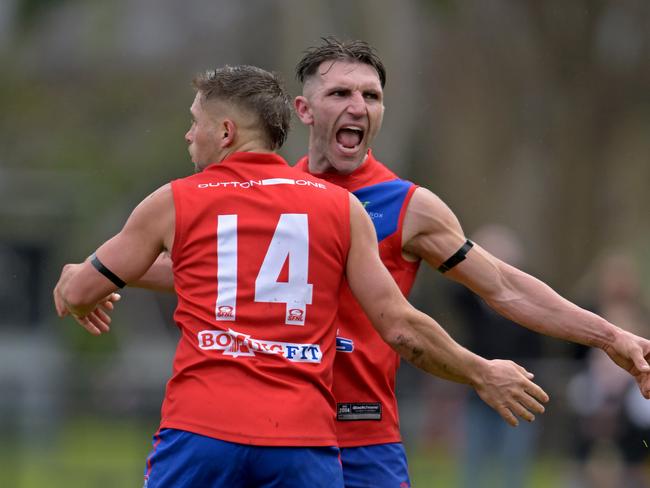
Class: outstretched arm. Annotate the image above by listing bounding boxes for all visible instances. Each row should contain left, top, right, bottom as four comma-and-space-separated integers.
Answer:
402, 187, 650, 397
345, 194, 549, 426
53, 184, 175, 333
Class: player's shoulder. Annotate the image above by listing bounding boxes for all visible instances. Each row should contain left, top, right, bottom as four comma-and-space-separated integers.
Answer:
409, 186, 448, 209
171, 170, 205, 189
405, 186, 461, 230
288, 165, 350, 197
137, 183, 174, 213
366, 152, 416, 188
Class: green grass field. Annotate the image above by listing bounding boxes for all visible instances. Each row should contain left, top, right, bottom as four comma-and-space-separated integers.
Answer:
406, 445, 565, 487
0, 417, 566, 487
1, 418, 151, 488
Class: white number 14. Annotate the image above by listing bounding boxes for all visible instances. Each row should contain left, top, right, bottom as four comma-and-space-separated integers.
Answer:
215, 214, 313, 326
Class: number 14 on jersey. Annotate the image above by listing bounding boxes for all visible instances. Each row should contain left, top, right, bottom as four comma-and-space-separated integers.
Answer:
215, 213, 314, 326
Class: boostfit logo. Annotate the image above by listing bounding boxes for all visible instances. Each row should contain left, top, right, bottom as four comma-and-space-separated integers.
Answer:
198, 329, 322, 363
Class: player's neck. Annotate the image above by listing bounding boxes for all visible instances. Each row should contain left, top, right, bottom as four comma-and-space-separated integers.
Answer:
307, 149, 367, 175
221, 140, 274, 162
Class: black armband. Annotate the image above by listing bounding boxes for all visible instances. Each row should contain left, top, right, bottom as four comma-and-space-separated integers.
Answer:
90, 253, 126, 288
437, 240, 474, 273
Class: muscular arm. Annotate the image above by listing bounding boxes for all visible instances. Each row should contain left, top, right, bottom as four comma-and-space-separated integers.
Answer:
131, 252, 175, 292
402, 187, 650, 396
346, 194, 549, 425
53, 184, 175, 330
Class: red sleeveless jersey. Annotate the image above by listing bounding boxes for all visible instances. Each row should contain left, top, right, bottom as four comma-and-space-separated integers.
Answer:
296, 150, 420, 447
163, 152, 350, 446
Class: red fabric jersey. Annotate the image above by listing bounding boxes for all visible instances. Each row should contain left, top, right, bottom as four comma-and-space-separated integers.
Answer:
163, 152, 350, 446
296, 150, 420, 447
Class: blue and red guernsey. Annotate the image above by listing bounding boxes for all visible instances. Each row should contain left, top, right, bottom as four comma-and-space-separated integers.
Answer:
296, 150, 420, 447
164, 152, 350, 447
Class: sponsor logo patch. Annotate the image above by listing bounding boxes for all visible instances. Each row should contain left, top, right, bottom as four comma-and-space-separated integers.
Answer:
337, 402, 382, 421
287, 308, 305, 324
197, 179, 327, 190
216, 305, 235, 319
198, 329, 322, 363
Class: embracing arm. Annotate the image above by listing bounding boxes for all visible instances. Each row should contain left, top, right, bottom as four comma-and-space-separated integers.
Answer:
346, 194, 549, 426
53, 184, 175, 332
402, 187, 650, 396
130, 252, 175, 292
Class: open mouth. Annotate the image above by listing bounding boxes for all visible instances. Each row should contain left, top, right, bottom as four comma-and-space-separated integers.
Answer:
336, 126, 364, 152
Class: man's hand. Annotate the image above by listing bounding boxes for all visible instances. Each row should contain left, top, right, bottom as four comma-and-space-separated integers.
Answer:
69, 292, 121, 336
472, 359, 549, 426
53, 262, 82, 318
53, 262, 121, 335
602, 329, 650, 398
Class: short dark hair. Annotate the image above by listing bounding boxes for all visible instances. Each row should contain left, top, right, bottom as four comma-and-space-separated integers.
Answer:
192, 65, 291, 150
295, 36, 386, 88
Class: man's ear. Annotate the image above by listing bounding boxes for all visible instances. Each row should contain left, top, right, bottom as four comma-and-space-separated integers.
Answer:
294, 96, 314, 125
220, 119, 237, 148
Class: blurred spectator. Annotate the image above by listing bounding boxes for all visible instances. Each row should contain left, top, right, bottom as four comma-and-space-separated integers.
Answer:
449, 224, 544, 488
567, 253, 650, 488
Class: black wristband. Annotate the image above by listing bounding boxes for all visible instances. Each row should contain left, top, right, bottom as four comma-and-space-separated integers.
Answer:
90, 253, 126, 288
438, 240, 474, 273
